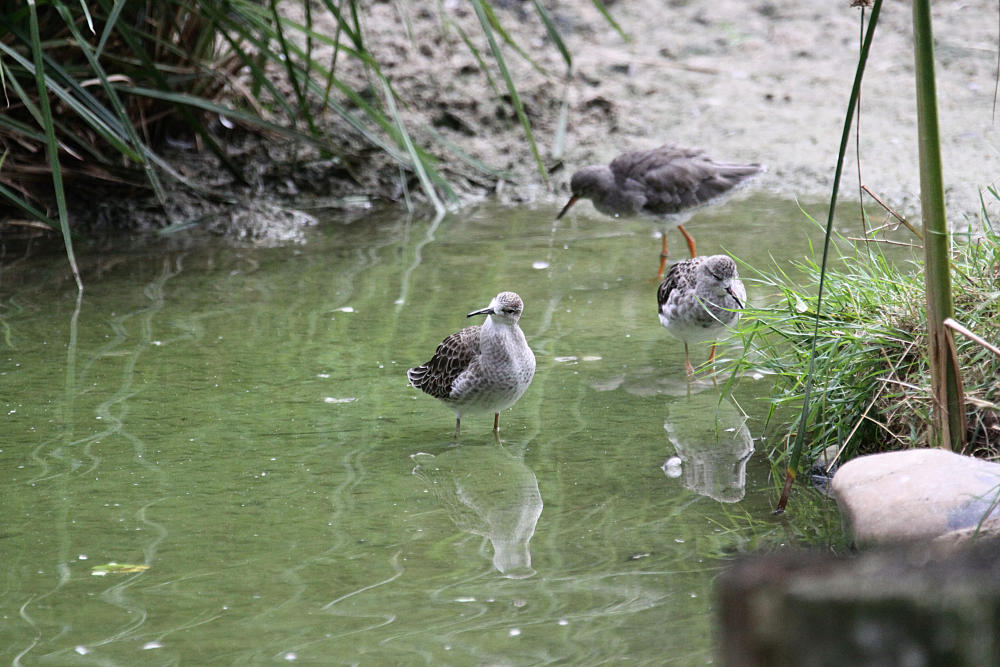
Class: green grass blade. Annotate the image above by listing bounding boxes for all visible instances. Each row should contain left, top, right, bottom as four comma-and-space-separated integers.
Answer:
212, 25, 299, 120
0, 106, 47, 142
531, 0, 571, 70
95, 0, 127, 57
0, 39, 142, 161
552, 76, 569, 161
449, 19, 502, 98
53, 1, 169, 210
0, 61, 107, 165
198, 2, 318, 121
315, 0, 365, 52
268, 0, 320, 138
100, 10, 247, 183
777, 0, 883, 512
423, 124, 515, 182
319, 13, 345, 112
479, 1, 549, 76
379, 78, 446, 215
304, 0, 314, 80
115, 84, 389, 162
0, 180, 58, 229
26, 0, 81, 290
77, 0, 94, 34
913, 0, 964, 450
229, 4, 488, 191
591, 0, 629, 42
470, 0, 548, 183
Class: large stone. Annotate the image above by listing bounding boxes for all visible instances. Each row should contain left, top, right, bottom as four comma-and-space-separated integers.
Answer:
933, 515, 1000, 553
831, 448, 1000, 546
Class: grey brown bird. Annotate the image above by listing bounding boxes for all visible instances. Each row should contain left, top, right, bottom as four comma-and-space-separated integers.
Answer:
557, 145, 764, 277
657, 255, 746, 375
408, 292, 536, 438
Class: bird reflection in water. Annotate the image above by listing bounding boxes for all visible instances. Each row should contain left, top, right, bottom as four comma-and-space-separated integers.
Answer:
412, 440, 542, 579
661, 391, 753, 503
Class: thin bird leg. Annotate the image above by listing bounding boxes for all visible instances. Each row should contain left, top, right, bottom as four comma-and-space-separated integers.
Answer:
684, 342, 694, 376
678, 224, 697, 258
455, 417, 461, 439
708, 344, 719, 387
657, 234, 670, 279
493, 413, 500, 432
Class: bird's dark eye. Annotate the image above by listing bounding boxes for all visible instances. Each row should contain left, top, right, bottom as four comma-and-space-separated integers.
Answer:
502, 308, 517, 314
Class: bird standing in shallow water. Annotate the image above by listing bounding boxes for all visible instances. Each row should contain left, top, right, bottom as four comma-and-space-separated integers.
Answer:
408, 292, 536, 438
557, 145, 764, 278
657, 255, 746, 375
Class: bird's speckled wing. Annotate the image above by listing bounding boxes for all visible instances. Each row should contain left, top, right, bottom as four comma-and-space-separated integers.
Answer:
657, 259, 696, 312
407, 325, 481, 399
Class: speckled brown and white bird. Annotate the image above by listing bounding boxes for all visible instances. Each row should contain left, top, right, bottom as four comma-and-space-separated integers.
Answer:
557, 145, 764, 277
657, 255, 746, 375
408, 292, 536, 438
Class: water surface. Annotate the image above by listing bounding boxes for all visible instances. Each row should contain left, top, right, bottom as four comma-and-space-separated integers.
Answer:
1, 197, 846, 663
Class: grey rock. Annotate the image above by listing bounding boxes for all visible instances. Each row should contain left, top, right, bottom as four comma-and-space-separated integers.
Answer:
831, 448, 1000, 546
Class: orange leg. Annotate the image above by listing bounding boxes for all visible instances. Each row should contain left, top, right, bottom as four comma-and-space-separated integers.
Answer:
657, 234, 670, 279
708, 344, 720, 387
678, 225, 697, 258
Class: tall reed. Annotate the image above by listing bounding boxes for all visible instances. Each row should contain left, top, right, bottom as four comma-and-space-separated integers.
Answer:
912, 0, 965, 451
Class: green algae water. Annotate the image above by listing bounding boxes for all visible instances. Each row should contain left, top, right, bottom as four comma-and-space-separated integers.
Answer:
0, 197, 843, 663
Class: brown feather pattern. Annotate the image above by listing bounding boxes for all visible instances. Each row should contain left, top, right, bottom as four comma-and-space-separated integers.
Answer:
656, 259, 687, 311
407, 325, 481, 399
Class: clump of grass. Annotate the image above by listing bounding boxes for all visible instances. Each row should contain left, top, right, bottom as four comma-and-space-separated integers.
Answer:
2, 0, 605, 245
735, 231, 1000, 468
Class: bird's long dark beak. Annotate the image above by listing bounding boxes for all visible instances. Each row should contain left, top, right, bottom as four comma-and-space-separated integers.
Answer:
555, 195, 579, 220
467, 306, 493, 318
726, 287, 744, 309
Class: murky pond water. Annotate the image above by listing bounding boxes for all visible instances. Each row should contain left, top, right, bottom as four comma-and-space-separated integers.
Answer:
1, 198, 847, 663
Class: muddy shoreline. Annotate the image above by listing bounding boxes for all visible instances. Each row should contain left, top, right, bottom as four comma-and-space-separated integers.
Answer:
54, 1, 1000, 240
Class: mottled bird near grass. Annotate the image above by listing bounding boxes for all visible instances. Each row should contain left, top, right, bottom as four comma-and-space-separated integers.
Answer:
657, 255, 746, 375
